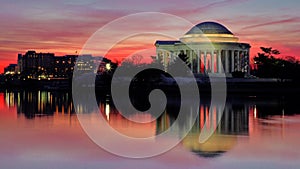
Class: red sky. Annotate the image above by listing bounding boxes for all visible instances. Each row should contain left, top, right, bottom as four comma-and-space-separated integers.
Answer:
1, 0, 300, 73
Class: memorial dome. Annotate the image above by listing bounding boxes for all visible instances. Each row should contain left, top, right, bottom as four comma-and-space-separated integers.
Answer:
185, 21, 233, 35
180, 21, 239, 43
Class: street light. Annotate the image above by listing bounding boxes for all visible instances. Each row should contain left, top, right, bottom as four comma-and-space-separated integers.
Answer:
105, 63, 111, 71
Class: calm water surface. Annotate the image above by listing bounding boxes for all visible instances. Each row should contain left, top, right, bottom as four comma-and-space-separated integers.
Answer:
0, 89, 300, 169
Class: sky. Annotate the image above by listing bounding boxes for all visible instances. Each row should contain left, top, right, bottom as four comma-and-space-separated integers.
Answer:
1, 0, 300, 73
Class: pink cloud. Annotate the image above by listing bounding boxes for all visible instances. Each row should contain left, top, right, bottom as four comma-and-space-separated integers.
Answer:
163, 0, 249, 20
0, 0, 300, 73
242, 17, 300, 30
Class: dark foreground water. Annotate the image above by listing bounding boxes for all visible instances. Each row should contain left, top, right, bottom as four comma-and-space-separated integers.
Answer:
0, 89, 300, 169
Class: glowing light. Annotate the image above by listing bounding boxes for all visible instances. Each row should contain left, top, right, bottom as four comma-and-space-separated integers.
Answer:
183, 33, 235, 38
38, 75, 47, 79
105, 63, 111, 71
254, 105, 257, 118
105, 103, 110, 121
180, 33, 239, 43
4, 71, 15, 75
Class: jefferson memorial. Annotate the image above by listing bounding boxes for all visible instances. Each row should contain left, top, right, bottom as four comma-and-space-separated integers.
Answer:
155, 21, 251, 77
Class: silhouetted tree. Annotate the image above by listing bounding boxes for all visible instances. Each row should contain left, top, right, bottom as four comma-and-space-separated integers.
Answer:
253, 47, 300, 81
253, 47, 281, 78
121, 54, 148, 68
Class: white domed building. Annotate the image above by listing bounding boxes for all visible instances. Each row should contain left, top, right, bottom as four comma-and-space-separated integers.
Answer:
155, 21, 251, 77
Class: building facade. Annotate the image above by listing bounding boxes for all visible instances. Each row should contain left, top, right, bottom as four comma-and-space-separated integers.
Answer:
155, 22, 251, 77
20, 51, 55, 78
15, 51, 116, 80
53, 55, 78, 78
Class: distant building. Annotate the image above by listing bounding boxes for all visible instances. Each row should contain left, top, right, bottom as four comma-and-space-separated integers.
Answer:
75, 55, 95, 73
53, 55, 78, 78
8, 50, 117, 80
21, 51, 55, 79
0, 74, 5, 85
17, 54, 22, 73
4, 64, 18, 75
155, 21, 251, 77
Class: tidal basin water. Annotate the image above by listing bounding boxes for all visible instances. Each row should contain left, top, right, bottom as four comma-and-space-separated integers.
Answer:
1, 89, 300, 169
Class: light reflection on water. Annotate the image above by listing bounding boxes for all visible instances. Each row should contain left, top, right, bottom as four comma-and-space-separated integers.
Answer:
1, 89, 300, 169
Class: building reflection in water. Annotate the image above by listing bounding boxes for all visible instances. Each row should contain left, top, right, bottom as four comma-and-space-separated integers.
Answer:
4, 90, 74, 119
156, 98, 249, 158
3, 90, 295, 158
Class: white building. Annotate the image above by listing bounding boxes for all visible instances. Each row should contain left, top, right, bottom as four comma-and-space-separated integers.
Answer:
155, 21, 251, 77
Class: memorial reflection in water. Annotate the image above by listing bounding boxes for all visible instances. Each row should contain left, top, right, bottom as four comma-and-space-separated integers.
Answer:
3, 90, 293, 158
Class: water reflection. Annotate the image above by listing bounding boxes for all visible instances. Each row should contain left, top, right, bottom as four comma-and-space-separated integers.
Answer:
155, 97, 249, 158
4, 90, 74, 119
2, 90, 299, 158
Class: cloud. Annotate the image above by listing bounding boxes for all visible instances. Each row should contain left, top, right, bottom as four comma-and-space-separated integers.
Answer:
242, 17, 300, 30
0, 3, 130, 65
164, 0, 249, 18
1, 0, 300, 73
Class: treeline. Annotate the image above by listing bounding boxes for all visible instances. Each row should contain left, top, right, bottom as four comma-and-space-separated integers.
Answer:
252, 47, 300, 81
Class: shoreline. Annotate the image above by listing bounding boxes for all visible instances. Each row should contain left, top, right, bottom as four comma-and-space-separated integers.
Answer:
1, 77, 300, 95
